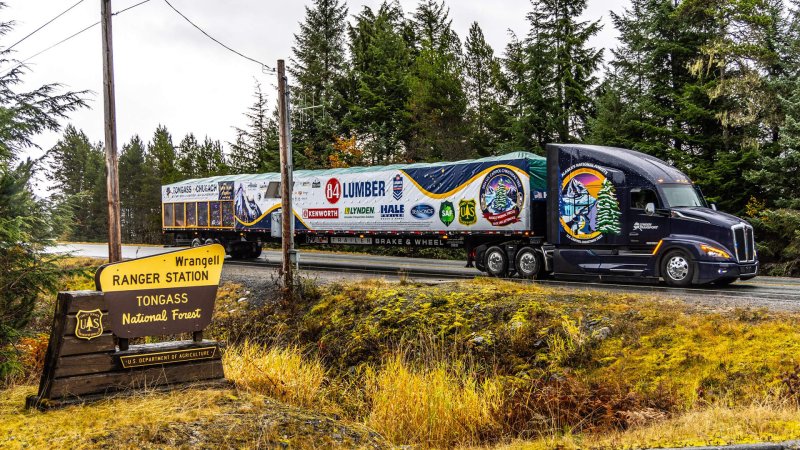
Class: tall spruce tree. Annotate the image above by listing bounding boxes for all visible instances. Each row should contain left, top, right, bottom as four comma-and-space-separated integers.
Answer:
463, 22, 504, 156
290, 0, 349, 168
345, 1, 413, 163
119, 135, 154, 243
407, 0, 468, 161
229, 83, 281, 173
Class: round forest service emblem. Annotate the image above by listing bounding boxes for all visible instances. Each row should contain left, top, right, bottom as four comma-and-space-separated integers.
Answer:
558, 165, 621, 243
479, 167, 524, 226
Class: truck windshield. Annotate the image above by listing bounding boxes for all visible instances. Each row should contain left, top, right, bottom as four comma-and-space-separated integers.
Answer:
661, 184, 707, 208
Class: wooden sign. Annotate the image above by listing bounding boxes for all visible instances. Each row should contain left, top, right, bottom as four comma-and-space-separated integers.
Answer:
95, 245, 225, 338
26, 245, 228, 410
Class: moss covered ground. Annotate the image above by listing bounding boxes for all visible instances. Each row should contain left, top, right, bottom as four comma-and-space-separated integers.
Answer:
3, 266, 800, 448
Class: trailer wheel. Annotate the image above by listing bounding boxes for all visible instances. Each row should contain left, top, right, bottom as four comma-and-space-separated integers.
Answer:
204, 238, 214, 246
484, 246, 508, 278
661, 249, 694, 287
515, 247, 541, 279
190, 238, 202, 248
250, 244, 262, 259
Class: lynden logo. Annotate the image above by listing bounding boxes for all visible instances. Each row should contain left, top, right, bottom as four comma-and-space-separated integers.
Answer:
345, 206, 375, 216
75, 309, 104, 340
380, 204, 404, 218
303, 208, 339, 219
325, 178, 341, 204
633, 222, 658, 231
393, 174, 403, 200
411, 204, 435, 220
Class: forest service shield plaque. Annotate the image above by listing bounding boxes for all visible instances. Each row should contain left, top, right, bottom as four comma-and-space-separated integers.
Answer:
75, 309, 104, 340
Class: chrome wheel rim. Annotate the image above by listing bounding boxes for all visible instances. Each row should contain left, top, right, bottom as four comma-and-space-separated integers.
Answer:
519, 252, 536, 275
666, 256, 689, 281
487, 251, 504, 274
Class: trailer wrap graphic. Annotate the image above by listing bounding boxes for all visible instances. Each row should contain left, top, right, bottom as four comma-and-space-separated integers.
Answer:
558, 164, 622, 243
230, 160, 532, 233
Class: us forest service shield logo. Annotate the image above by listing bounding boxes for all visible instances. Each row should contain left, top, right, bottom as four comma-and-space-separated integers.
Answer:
75, 309, 104, 340
440, 201, 455, 226
458, 199, 477, 226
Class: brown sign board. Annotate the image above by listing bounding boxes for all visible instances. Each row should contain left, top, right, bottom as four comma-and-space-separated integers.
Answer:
95, 245, 225, 338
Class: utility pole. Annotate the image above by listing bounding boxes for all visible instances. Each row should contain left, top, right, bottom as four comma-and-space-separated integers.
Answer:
101, 0, 122, 263
277, 59, 295, 298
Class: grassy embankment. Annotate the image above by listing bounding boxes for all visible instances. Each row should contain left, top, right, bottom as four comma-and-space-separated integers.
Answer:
3, 258, 800, 448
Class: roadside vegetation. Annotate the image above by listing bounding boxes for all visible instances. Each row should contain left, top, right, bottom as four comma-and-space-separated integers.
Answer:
5, 269, 800, 449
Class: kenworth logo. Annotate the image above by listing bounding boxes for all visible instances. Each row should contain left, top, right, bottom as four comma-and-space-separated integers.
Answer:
410, 204, 435, 219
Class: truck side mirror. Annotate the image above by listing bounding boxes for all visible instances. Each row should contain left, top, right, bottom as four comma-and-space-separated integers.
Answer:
645, 203, 656, 216
710, 203, 717, 211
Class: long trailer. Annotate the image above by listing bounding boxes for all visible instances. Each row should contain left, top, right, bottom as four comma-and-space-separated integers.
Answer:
162, 144, 759, 286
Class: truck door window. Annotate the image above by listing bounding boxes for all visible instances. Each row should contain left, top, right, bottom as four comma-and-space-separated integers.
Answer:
630, 189, 658, 210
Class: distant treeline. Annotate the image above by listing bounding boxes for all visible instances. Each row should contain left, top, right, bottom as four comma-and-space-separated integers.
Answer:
49, 0, 800, 274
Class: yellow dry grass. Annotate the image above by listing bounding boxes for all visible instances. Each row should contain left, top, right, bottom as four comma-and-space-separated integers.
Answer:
222, 340, 326, 408
366, 354, 502, 448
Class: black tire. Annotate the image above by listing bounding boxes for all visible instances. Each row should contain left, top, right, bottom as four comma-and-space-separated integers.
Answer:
251, 244, 263, 259
229, 242, 247, 260
204, 238, 214, 246
484, 246, 508, 278
515, 247, 541, 279
190, 238, 202, 248
661, 249, 694, 287
474, 245, 487, 272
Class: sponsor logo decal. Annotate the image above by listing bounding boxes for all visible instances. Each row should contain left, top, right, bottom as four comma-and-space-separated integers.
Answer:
325, 178, 341, 204
440, 201, 455, 227
632, 222, 658, 231
410, 204, 435, 220
393, 174, 403, 200
458, 199, 477, 226
344, 206, 375, 218
302, 208, 339, 219
558, 164, 621, 243
218, 181, 234, 201
75, 309, 104, 340
380, 204, 404, 218
342, 180, 385, 198
480, 167, 524, 227
311, 178, 321, 188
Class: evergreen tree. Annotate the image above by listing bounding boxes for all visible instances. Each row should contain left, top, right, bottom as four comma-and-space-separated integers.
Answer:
290, 0, 349, 168
0, 6, 87, 372
196, 137, 227, 177
463, 22, 504, 155
229, 83, 281, 173
596, 178, 621, 235
407, 0, 468, 161
176, 133, 201, 178
148, 125, 180, 184
47, 126, 106, 241
345, 2, 413, 163
119, 135, 158, 243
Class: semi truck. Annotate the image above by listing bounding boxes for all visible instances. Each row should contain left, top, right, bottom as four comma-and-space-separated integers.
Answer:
161, 144, 758, 286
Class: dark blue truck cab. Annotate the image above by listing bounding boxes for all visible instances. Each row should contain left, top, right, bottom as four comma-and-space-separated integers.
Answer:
544, 144, 758, 286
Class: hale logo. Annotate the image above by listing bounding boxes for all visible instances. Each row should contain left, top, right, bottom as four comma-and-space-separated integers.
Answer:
440, 201, 455, 226
75, 309, 104, 340
393, 174, 403, 200
459, 199, 477, 226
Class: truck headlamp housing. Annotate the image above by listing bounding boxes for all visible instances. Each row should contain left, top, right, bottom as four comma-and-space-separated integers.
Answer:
700, 244, 731, 259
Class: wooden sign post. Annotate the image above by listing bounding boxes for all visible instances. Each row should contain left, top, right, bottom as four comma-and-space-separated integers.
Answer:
27, 245, 227, 410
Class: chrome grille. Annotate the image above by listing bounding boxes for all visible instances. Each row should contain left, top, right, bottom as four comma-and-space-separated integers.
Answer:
732, 224, 756, 263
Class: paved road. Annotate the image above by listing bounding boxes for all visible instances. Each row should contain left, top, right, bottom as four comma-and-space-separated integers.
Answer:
52, 243, 800, 311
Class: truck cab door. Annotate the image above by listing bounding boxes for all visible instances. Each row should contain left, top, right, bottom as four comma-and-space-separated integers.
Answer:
628, 188, 670, 248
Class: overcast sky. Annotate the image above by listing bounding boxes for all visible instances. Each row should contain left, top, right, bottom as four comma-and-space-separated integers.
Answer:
5, 0, 629, 168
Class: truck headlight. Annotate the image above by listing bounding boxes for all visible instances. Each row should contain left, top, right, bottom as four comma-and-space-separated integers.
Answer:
700, 244, 731, 259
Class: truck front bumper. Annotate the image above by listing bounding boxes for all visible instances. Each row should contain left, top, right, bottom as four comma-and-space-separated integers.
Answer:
695, 260, 759, 284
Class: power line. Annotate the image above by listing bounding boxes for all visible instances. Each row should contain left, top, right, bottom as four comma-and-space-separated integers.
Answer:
1, 0, 152, 77
6, 0, 87, 52
163, 0, 276, 73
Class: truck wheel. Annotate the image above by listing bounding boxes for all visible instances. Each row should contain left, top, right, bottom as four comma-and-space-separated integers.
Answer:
484, 246, 508, 278
204, 238, 214, 245
190, 238, 202, 248
515, 247, 541, 279
661, 250, 694, 287
251, 244, 262, 259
